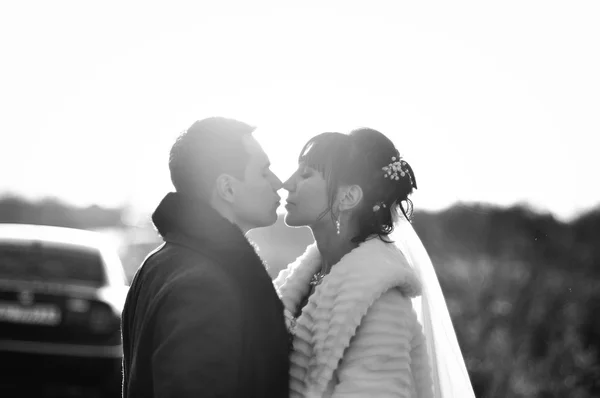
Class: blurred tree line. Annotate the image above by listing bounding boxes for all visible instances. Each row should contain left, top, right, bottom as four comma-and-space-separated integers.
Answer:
0, 195, 125, 229
411, 205, 600, 398
1, 195, 599, 397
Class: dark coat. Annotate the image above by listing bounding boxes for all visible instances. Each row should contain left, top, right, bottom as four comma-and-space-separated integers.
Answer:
121, 192, 290, 398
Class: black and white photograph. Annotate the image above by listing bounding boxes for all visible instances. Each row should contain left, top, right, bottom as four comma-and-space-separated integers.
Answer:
1, 1, 599, 397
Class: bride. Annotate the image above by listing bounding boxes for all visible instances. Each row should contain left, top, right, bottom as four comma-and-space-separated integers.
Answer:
274, 128, 475, 397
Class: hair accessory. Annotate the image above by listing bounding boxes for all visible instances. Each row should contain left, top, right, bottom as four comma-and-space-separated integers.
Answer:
382, 155, 414, 186
382, 156, 405, 180
373, 202, 387, 212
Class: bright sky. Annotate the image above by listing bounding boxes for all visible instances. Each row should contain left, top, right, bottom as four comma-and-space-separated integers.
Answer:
1, 1, 598, 222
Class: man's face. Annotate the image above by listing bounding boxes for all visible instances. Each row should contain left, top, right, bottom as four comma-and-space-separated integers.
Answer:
231, 135, 282, 232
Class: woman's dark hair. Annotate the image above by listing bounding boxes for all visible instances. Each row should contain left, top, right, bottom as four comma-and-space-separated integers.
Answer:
298, 128, 417, 244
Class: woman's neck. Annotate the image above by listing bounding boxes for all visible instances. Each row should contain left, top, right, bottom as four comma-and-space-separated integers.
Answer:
311, 224, 358, 274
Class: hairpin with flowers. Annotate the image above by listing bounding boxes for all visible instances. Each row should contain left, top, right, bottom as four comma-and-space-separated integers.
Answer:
382, 155, 412, 182
372, 155, 417, 212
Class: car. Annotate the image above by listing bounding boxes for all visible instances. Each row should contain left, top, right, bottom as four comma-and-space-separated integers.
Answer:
0, 223, 129, 396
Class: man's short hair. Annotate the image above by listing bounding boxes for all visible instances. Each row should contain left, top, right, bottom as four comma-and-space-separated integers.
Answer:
169, 117, 256, 198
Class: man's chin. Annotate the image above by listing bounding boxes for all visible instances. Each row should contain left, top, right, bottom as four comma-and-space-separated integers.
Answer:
250, 213, 279, 230
264, 216, 278, 228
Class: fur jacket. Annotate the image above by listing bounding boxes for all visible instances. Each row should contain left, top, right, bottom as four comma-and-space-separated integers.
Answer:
274, 238, 434, 398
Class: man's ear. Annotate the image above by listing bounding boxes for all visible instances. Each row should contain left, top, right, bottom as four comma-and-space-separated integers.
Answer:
338, 184, 363, 212
214, 174, 236, 203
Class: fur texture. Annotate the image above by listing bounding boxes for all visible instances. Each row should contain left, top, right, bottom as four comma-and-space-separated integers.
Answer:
275, 238, 434, 398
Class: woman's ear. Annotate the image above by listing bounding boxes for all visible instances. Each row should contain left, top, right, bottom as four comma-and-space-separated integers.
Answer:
214, 174, 236, 203
338, 184, 363, 212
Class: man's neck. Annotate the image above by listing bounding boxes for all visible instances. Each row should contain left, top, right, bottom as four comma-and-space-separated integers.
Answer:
210, 198, 250, 235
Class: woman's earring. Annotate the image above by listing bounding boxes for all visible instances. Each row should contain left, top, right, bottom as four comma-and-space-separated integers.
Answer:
335, 215, 341, 235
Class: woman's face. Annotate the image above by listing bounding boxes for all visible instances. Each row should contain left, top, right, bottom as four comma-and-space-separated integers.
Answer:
283, 163, 330, 227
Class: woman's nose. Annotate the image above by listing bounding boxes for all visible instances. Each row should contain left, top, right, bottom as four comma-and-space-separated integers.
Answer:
282, 175, 295, 192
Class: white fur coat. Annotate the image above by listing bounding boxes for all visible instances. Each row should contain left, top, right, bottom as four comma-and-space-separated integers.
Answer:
274, 238, 434, 398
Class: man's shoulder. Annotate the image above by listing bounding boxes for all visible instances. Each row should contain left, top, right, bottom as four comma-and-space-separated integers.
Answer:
144, 240, 219, 274
176, 242, 242, 281
132, 242, 238, 308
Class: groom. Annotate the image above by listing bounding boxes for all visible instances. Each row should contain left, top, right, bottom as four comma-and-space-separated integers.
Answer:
121, 117, 290, 397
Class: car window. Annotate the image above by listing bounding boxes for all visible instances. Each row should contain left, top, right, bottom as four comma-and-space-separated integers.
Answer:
0, 241, 107, 286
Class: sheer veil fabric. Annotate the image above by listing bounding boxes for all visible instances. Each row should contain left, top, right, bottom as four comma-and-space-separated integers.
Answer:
392, 216, 476, 398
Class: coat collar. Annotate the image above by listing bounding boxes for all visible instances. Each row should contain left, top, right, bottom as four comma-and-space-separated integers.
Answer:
152, 192, 280, 311
276, 237, 422, 316
152, 192, 249, 254
275, 237, 422, 396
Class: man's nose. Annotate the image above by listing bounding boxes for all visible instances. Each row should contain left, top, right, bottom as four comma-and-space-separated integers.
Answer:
272, 173, 283, 191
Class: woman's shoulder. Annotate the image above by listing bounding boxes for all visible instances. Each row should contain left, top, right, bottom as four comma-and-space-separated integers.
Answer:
327, 238, 422, 299
362, 288, 415, 323
347, 289, 419, 354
